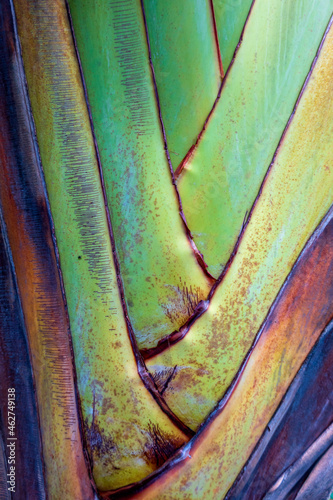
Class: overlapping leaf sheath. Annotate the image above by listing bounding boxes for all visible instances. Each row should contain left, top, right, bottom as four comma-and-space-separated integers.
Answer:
0, 214, 45, 499
212, 0, 253, 71
0, 2, 93, 498
295, 444, 333, 500
13, 0, 189, 491
142, 0, 221, 168
147, 20, 333, 430
228, 320, 333, 499
177, 0, 333, 277
127, 203, 333, 500
67, 0, 213, 350
264, 422, 333, 499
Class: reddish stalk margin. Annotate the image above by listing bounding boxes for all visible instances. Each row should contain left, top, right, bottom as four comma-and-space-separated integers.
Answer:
100, 202, 333, 499
140, 0, 216, 281
209, 0, 224, 78
66, 0, 194, 439
174, 0, 256, 179
141, 14, 333, 360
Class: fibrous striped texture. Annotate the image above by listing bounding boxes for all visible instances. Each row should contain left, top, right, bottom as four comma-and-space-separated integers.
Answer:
1, 0, 333, 498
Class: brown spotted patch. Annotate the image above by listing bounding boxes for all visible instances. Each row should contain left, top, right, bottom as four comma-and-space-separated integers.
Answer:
144, 423, 183, 468
162, 285, 201, 325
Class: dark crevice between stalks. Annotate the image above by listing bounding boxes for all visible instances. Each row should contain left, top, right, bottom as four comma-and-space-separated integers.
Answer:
142, 14, 333, 360
139, 0, 215, 282
209, 0, 224, 79
0, 206, 47, 498
7, 2, 49, 494
66, 1, 193, 441
264, 422, 333, 499
102, 206, 333, 499
175, 0, 257, 179
141, 299, 209, 359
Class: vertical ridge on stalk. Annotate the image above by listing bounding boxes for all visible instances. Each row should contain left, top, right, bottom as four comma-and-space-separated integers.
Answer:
67, 0, 213, 351
14, 0, 190, 491
0, 1, 94, 497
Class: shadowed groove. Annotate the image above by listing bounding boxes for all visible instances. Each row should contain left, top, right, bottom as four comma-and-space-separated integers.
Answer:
0, 209, 46, 499
209, 0, 224, 77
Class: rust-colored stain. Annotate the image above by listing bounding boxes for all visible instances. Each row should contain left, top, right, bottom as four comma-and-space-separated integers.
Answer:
125, 199, 333, 500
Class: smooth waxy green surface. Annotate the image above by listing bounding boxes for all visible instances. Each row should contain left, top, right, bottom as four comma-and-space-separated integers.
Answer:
68, 0, 212, 350
143, 0, 221, 168
147, 21, 333, 430
212, 0, 253, 71
178, 0, 333, 277
15, 0, 188, 491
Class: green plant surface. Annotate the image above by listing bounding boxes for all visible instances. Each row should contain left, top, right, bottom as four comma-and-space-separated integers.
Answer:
132, 200, 333, 500
67, 0, 213, 351
147, 21, 333, 429
14, 0, 189, 491
143, 0, 221, 168
0, 1, 93, 497
177, 0, 333, 277
212, 0, 253, 71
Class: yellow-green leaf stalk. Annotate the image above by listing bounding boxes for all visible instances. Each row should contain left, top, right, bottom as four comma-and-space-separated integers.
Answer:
14, 0, 190, 491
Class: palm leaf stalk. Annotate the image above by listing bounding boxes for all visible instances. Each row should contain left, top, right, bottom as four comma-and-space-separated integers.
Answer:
0, 1, 93, 497
264, 421, 333, 500
142, 0, 222, 169
177, 0, 333, 277
0, 0, 332, 498
228, 319, 333, 499
146, 16, 333, 430
12, 0, 191, 491
294, 444, 333, 500
114, 199, 333, 499
66, 0, 214, 352
0, 210, 45, 498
